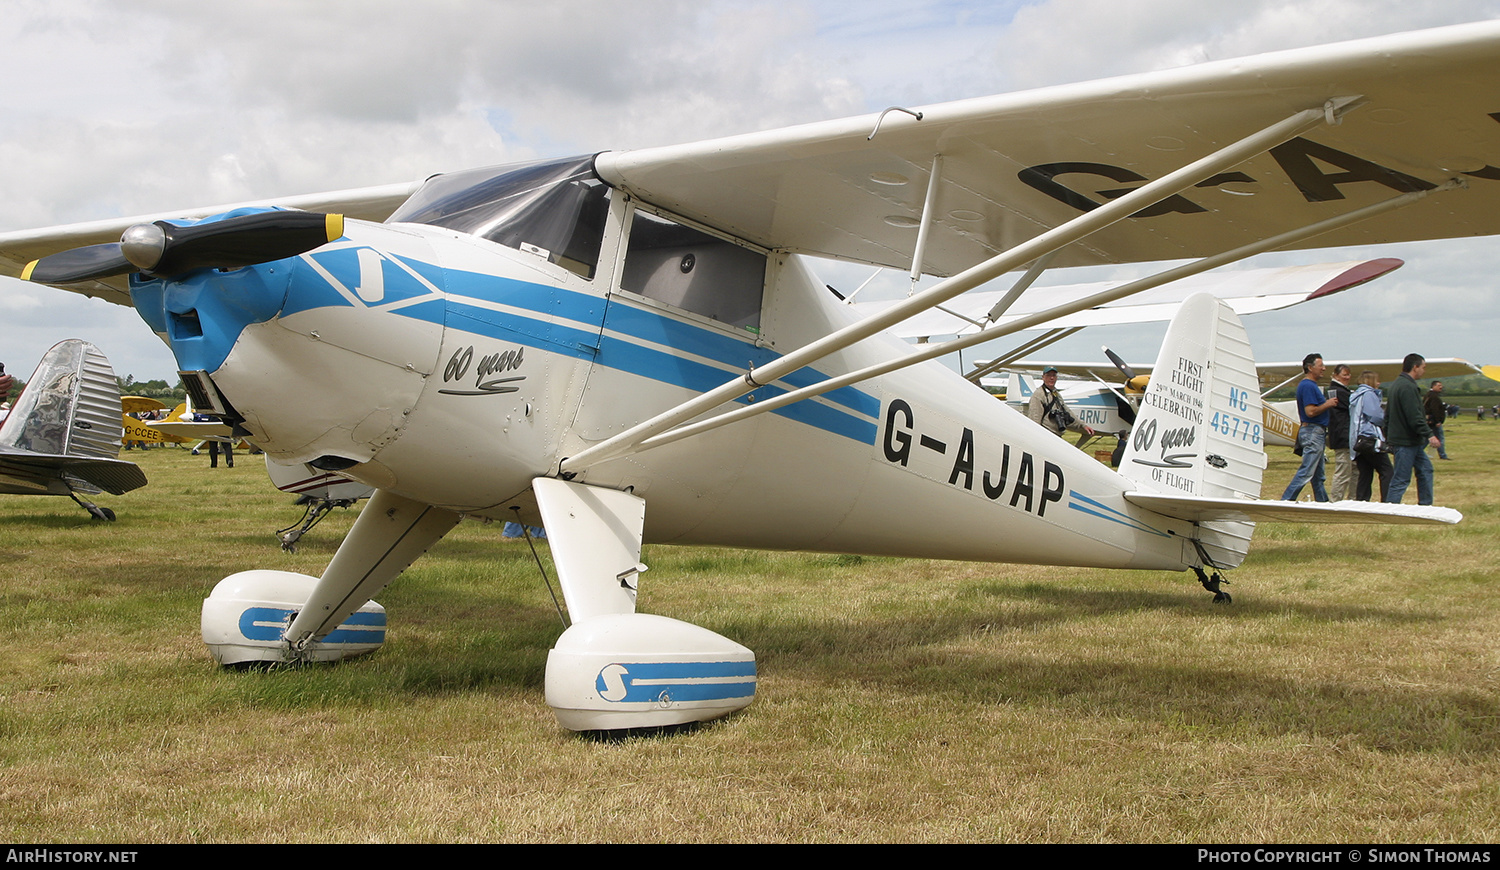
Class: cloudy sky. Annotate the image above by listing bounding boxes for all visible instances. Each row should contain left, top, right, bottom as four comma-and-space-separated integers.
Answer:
4, 0, 1499, 383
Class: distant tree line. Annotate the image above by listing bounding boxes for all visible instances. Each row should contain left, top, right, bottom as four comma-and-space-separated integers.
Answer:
117, 375, 188, 403
1432, 372, 1500, 395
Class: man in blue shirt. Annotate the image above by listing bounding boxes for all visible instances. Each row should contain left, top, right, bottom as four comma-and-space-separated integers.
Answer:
1281, 353, 1339, 501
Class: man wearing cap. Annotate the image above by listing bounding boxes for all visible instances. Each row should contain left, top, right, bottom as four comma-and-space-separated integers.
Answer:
1028, 366, 1096, 439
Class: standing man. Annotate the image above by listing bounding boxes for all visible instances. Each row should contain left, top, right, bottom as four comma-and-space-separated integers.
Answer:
1028, 366, 1096, 440
1281, 353, 1337, 502
1327, 364, 1354, 501
1386, 353, 1442, 505
1424, 380, 1451, 460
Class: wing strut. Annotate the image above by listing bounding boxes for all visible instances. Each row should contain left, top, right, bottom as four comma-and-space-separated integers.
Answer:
559, 102, 1356, 474
909, 154, 943, 289
964, 326, 1084, 383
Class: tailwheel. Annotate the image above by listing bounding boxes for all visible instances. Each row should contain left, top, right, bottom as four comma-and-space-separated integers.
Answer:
70, 493, 116, 521
1193, 566, 1232, 604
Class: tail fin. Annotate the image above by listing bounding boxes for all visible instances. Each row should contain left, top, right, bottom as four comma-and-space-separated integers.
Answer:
1118, 293, 1265, 568
0, 340, 143, 495
1010, 371, 1035, 400
2, 340, 124, 458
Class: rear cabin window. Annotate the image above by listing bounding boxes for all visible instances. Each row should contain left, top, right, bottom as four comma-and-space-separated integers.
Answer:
620, 210, 765, 330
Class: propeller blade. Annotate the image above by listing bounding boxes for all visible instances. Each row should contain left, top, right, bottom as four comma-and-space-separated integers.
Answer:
121, 211, 344, 275
22, 243, 137, 284
1102, 345, 1137, 381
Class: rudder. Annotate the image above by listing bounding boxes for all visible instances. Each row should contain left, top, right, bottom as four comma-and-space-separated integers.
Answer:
1118, 293, 1266, 568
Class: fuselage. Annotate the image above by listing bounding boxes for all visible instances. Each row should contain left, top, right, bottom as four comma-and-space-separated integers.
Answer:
129, 156, 1202, 572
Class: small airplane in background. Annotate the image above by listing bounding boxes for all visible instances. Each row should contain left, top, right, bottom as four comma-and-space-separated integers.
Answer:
0, 340, 147, 520
120, 395, 190, 446
857, 256, 1412, 454
127, 397, 236, 446
5, 22, 1498, 731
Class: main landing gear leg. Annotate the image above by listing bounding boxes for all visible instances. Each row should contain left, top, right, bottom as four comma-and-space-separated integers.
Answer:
534, 477, 755, 731
201, 489, 461, 665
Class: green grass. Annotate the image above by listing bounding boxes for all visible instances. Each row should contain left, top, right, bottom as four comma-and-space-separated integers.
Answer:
1, 429, 1497, 843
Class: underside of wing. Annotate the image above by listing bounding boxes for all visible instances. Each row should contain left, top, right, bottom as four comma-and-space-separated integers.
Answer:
0, 181, 420, 304
0, 450, 147, 496
858, 258, 1399, 339
1126, 492, 1461, 525
596, 21, 1500, 277
147, 421, 234, 440
1025, 356, 1481, 389
1253, 358, 1483, 391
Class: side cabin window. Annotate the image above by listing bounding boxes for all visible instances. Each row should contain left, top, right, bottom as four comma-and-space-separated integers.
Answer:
387, 155, 609, 280
621, 209, 765, 331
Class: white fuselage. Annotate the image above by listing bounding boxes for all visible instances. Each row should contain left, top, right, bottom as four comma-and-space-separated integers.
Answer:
170, 203, 1199, 574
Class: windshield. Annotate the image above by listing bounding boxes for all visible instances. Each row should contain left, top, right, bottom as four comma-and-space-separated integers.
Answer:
388, 155, 609, 279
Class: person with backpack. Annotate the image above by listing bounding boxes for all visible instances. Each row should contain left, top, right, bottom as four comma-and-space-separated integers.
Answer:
1349, 370, 1393, 502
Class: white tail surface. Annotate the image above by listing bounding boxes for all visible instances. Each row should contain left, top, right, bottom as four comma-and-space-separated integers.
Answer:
1, 339, 124, 459
1119, 293, 1265, 568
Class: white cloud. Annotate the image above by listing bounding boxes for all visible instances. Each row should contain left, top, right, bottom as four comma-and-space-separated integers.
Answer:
2, 0, 1499, 380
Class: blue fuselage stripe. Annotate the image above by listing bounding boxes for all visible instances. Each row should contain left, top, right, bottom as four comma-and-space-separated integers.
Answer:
430, 271, 878, 444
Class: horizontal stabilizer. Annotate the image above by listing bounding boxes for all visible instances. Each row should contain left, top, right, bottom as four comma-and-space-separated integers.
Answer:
1124, 492, 1460, 525
0, 453, 148, 495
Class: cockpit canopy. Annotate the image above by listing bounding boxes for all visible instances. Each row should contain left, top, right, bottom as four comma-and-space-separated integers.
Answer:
389, 153, 767, 330
388, 155, 608, 279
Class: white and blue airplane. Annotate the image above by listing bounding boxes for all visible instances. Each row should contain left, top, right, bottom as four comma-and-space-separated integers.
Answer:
3, 22, 1496, 731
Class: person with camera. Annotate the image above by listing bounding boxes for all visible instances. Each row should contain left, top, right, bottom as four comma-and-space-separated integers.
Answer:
1028, 366, 1096, 440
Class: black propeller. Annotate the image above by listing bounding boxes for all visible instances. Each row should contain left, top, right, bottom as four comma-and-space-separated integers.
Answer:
23, 211, 344, 284
1102, 345, 1138, 381
21, 243, 134, 284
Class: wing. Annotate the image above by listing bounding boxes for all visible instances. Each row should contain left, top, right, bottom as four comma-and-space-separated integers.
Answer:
855, 258, 1399, 339
596, 22, 1500, 277
0, 182, 419, 305
1020, 356, 1482, 390
121, 396, 168, 415
0, 448, 147, 496
147, 420, 234, 440
1254, 358, 1482, 391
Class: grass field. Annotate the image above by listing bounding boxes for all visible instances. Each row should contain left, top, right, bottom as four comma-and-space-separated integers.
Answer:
1, 420, 1496, 843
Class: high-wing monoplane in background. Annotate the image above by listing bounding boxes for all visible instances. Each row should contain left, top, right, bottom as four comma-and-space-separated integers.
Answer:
853, 256, 1409, 452
123, 399, 225, 446
5, 22, 1499, 731
0, 340, 147, 520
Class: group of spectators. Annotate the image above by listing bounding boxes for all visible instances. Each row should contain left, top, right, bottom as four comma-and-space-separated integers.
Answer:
1282, 353, 1444, 505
